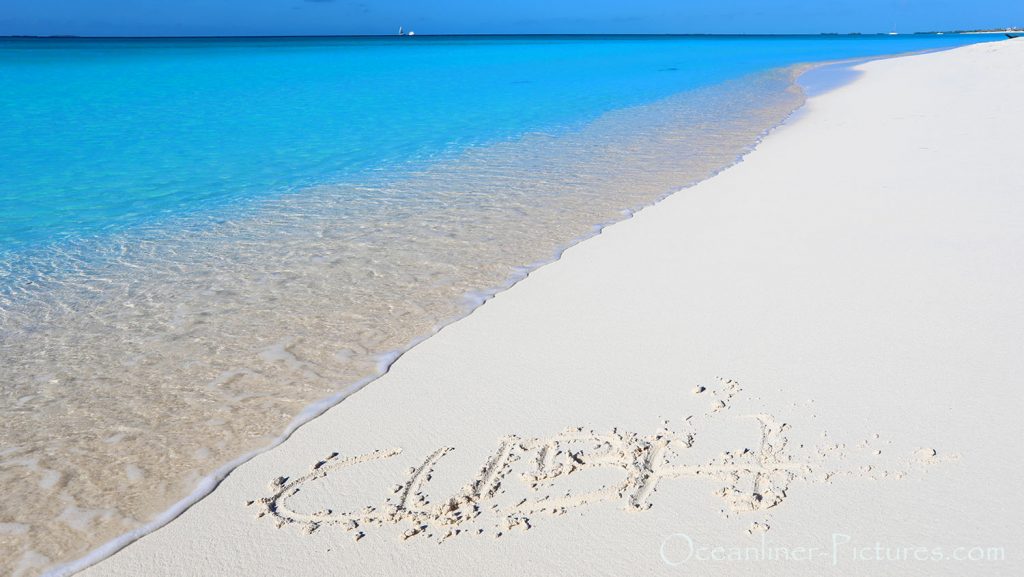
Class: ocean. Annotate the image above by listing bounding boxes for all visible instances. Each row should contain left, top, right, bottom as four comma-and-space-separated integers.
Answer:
0, 34, 997, 575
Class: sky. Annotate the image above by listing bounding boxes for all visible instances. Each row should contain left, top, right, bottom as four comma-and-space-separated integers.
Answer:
2, 0, 1022, 37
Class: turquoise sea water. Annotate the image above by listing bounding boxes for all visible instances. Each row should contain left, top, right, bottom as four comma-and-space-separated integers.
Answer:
0, 35, 998, 254
0, 34, 1000, 576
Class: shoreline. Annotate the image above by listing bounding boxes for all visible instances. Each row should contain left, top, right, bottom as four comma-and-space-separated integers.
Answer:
46, 39, 1024, 576
38, 62, 810, 577
7, 43, 820, 577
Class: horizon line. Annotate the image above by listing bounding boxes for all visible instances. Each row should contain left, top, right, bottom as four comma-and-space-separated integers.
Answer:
2, 30, 1015, 40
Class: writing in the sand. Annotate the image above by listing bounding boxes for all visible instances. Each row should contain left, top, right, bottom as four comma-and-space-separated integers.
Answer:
248, 416, 800, 540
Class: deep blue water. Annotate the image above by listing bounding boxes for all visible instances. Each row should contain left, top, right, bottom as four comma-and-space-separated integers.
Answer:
0, 34, 997, 253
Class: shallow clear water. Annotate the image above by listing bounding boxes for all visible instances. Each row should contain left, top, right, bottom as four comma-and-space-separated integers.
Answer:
0, 34, 997, 576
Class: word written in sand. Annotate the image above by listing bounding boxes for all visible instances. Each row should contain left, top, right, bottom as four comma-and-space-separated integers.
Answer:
249, 401, 953, 542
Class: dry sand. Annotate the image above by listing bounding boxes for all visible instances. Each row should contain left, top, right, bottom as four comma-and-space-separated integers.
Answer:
64, 39, 1023, 576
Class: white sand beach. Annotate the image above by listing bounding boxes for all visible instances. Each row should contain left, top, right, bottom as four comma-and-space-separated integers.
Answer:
69, 39, 1023, 576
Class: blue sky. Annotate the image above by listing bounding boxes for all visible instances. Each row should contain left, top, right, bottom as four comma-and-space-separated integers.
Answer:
2, 0, 1021, 37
